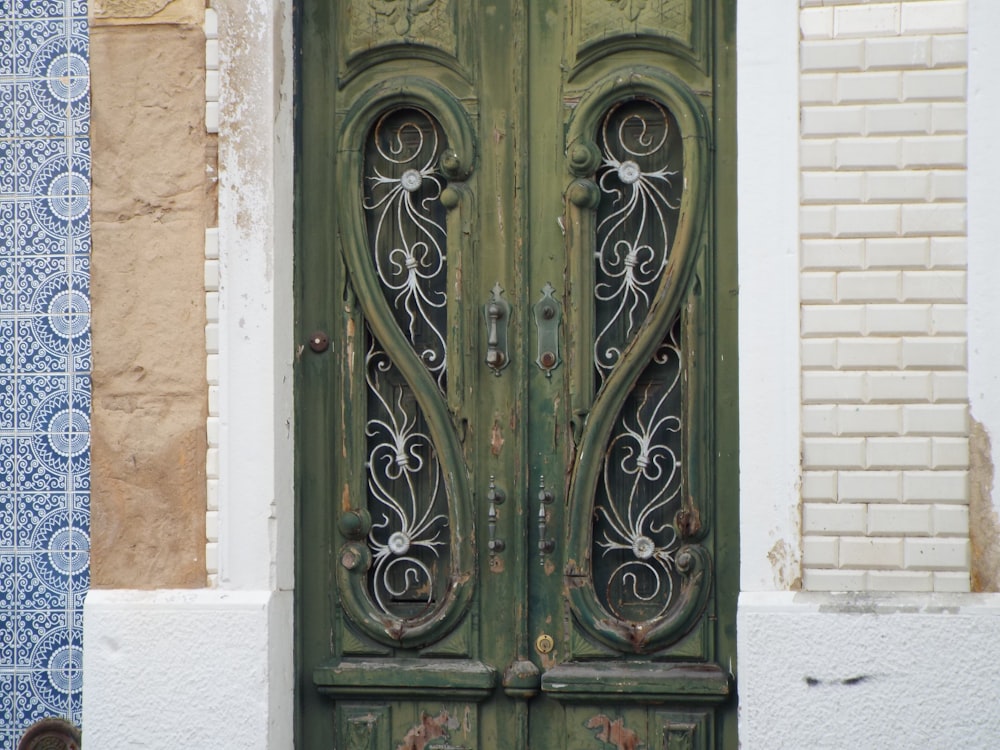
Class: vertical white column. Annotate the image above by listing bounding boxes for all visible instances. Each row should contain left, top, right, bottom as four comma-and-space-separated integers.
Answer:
214, 1, 296, 746
968, 0, 1000, 520
737, 0, 802, 592
215, 0, 295, 594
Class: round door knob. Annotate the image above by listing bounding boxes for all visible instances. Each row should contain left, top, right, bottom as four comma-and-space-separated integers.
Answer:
535, 633, 555, 654
308, 330, 330, 353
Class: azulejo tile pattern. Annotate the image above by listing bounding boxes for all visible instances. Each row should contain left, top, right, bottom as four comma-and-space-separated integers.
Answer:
0, 1, 90, 746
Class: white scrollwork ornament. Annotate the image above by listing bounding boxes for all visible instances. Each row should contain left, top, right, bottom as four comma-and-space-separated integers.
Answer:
364, 108, 450, 391
364, 340, 449, 616
595, 332, 683, 620
594, 99, 680, 382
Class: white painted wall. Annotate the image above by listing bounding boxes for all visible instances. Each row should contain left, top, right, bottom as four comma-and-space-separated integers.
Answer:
739, 592, 1000, 748
968, 0, 1000, 512
739, 2, 1000, 747
83, 590, 291, 748
214, 0, 296, 596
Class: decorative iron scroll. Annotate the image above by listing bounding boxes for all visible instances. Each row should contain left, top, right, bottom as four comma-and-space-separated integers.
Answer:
364, 107, 449, 392
592, 98, 687, 624
564, 71, 711, 654
593, 319, 682, 621
364, 334, 449, 618
362, 107, 451, 618
594, 98, 682, 383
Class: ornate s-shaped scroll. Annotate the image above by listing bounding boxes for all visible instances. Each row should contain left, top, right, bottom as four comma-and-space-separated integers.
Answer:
334, 79, 478, 649
562, 69, 713, 654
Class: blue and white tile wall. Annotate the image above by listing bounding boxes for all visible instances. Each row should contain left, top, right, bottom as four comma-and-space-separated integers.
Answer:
0, 0, 90, 746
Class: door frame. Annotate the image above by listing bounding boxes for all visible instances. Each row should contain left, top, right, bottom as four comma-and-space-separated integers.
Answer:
291, 1, 760, 748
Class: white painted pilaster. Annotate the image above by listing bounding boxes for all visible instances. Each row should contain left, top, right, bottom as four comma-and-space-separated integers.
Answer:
737, 0, 802, 592
968, 0, 1000, 511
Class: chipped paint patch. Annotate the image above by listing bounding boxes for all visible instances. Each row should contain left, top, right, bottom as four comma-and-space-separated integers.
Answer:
586, 715, 644, 750
767, 538, 802, 591
490, 418, 505, 457
970, 417, 1000, 591
396, 710, 460, 750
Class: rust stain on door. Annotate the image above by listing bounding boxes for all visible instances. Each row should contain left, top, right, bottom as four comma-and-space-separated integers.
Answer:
490, 418, 505, 456
586, 715, 644, 750
397, 710, 461, 750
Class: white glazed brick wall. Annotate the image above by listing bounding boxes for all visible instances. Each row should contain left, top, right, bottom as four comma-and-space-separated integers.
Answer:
206, 5, 220, 585
206, 225, 220, 585
799, 0, 970, 592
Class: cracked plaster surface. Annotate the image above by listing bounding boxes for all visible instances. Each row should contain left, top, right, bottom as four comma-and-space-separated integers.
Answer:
91, 0, 202, 24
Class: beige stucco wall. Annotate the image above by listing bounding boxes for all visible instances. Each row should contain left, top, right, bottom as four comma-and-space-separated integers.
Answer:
91, 0, 203, 24
89, 3, 209, 587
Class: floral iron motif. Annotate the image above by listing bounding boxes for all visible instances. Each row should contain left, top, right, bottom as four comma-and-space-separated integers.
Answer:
365, 337, 449, 617
594, 98, 680, 383
593, 321, 683, 620
592, 98, 685, 623
364, 107, 450, 392
362, 107, 452, 618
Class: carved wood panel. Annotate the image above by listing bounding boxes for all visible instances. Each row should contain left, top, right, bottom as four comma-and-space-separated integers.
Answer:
339, 0, 471, 86
568, 0, 708, 75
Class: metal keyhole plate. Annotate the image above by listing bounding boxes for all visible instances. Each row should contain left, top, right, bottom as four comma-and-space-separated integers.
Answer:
535, 633, 554, 654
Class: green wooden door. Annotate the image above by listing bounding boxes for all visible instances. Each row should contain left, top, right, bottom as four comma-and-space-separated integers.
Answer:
297, 1, 738, 748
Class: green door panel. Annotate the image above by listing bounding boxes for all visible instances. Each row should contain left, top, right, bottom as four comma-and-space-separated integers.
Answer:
297, 1, 738, 747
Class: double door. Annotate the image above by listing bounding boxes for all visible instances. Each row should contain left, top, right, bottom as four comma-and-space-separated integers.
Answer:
297, 1, 737, 747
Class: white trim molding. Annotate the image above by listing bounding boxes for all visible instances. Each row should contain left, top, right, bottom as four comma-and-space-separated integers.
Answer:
737, 0, 802, 593
968, 0, 1000, 516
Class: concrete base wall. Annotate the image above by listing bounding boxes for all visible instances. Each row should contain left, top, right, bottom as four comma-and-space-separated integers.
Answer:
83, 591, 1000, 748
82, 590, 293, 749
739, 592, 1000, 748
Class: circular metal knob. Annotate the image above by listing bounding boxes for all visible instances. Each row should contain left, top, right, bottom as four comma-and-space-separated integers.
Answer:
535, 633, 555, 654
308, 330, 329, 353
